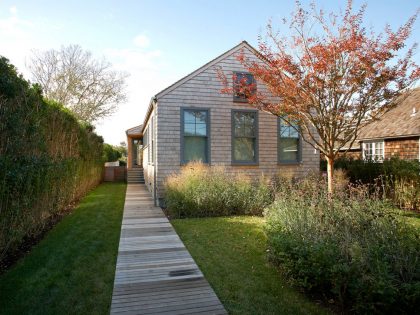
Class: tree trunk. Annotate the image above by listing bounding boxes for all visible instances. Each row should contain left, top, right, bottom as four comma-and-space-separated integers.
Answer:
326, 156, 334, 195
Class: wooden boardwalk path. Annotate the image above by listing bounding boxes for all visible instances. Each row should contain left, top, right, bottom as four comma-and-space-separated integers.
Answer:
110, 184, 227, 315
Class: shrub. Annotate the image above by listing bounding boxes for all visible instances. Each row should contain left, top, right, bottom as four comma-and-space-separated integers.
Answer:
164, 162, 272, 218
0, 57, 103, 263
102, 143, 122, 162
265, 175, 420, 314
321, 157, 420, 210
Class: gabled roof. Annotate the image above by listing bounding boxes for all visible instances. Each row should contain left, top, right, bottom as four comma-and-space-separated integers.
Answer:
126, 124, 143, 136
357, 87, 420, 141
155, 40, 261, 99
140, 40, 262, 133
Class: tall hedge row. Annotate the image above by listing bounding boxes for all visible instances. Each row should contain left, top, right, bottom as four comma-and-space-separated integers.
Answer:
0, 57, 104, 262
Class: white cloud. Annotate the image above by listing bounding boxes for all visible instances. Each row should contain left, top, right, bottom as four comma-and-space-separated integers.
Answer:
133, 34, 150, 48
97, 38, 177, 145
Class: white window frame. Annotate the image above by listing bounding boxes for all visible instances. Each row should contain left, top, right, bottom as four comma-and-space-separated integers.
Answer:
362, 140, 384, 162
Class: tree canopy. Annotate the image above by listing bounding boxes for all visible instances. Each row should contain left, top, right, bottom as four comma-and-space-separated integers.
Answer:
28, 44, 128, 124
219, 0, 419, 193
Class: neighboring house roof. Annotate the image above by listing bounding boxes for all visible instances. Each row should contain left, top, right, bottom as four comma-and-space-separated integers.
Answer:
126, 124, 143, 136
337, 88, 420, 152
140, 40, 262, 133
357, 87, 420, 141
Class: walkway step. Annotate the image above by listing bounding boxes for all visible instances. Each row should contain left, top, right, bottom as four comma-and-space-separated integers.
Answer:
110, 183, 226, 315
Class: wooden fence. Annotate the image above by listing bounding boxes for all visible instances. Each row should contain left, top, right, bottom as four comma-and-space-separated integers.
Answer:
104, 166, 126, 182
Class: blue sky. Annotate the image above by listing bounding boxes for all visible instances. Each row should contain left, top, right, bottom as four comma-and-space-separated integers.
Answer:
0, 0, 419, 144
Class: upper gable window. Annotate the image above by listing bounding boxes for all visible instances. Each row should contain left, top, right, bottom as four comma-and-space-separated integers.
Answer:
233, 72, 256, 102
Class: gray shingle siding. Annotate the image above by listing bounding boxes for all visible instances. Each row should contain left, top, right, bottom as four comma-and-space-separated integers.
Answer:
143, 44, 320, 202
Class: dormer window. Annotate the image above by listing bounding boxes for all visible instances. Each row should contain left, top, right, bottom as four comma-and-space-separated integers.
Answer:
233, 72, 256, 102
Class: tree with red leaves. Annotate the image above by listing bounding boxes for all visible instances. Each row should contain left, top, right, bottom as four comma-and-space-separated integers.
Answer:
219, 1, 419, 194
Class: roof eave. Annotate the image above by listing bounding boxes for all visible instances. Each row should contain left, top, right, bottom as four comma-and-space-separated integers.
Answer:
140, 96, 157, 133
359, 133, 420, 142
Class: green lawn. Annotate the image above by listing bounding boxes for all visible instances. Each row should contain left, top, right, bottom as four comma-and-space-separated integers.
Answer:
0, 182, 126, 315
172, 216, 331, 315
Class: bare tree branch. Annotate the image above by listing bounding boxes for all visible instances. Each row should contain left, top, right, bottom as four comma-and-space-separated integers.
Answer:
28, 45, 129, 123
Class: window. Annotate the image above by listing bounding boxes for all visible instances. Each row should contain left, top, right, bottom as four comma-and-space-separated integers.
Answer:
143, 128, 148, 146
148, 119, 152, 164
233, 72, 256, 102
151, 116, 155, 165
363, 141, 384, 161
232, 110, 258, 164
278, 117, 301, 163
143, 127, 148, 164
181, 109, 209, 164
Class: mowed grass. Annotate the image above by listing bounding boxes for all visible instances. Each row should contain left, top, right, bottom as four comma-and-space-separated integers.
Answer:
0, 182, 126, 315
172, 216, 331, 315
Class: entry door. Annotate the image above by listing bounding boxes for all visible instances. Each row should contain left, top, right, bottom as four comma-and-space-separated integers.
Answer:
132, 139, 138, 166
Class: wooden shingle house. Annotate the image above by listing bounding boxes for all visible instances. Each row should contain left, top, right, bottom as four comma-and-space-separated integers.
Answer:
126, 41, 320, 205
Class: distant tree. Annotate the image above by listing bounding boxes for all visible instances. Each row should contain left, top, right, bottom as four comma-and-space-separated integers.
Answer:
116, 142, 128, 162
28, 45, 128, 124
102, 143, 122, 162
219, 0, 419, 194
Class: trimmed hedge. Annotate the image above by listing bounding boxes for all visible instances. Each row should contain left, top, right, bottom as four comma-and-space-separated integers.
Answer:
265, 175, 420, 314
0, 57, 104, 263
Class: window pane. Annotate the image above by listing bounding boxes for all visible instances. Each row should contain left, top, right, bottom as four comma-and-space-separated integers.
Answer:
183, 110, 208, 136
280, 119, 299, 138
184, 137, 207, 163
233, 112, 243, 126
195, 111, 207, 123
233, 112, 255, 137
233, 113, 244, 136
279, 138, 299, 161
243, 112, 255, 125
364, 143, 372, 159
195, 123, 207, 136
233, 138, 255, 161
184, 111, 196, 123
184, 123, 195, 136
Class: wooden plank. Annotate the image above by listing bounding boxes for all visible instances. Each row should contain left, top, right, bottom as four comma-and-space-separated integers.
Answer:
110, 183, 227, 315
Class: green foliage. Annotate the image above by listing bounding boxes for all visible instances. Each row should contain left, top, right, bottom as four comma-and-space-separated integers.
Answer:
0, 56, 104, 263
265, 176, 420, 314
102, 143, 122, 162
102, 143, 127, 165
321, 157, 420, 210
164, 162, 272, 218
